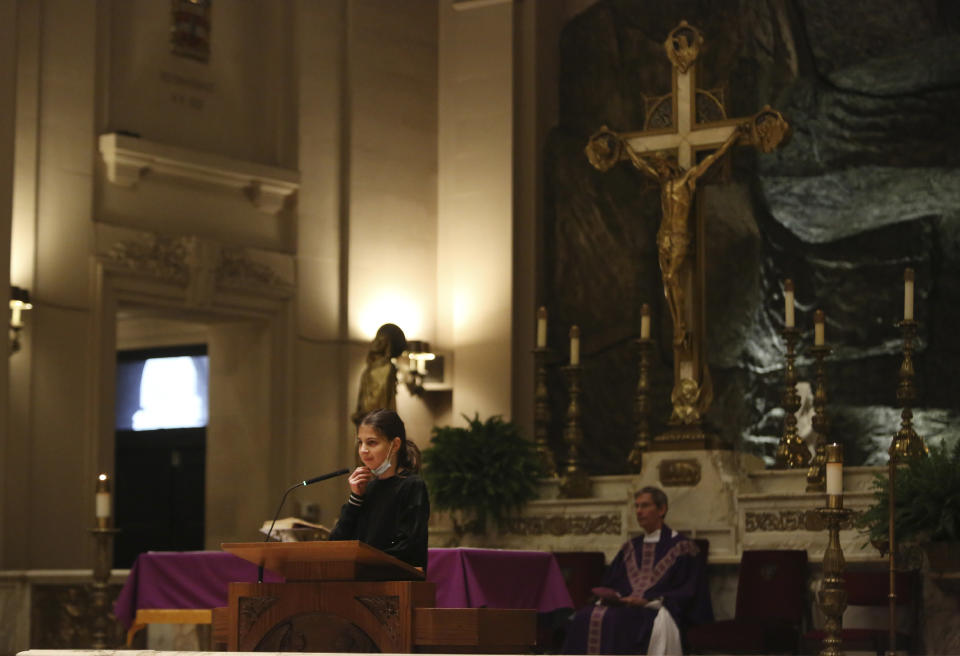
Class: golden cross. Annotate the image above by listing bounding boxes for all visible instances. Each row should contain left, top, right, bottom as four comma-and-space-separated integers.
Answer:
622, 21, 741, 171
585, 21, 790, 448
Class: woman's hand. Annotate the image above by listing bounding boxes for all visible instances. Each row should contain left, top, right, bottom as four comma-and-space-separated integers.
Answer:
348, 466, 373, 496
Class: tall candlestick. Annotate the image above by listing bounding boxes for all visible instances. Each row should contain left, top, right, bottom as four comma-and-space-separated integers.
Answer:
569, 325, 580, 366
536, 306, 548, 348
95, 473, 111, 529
814, 309, 825, 346
640, 303, 651, 339
784, 279, 795, 328
904, 268, 914, 321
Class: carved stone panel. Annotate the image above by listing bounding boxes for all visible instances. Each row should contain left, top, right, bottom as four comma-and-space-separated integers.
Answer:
658, 459, 702, 486
501, 513, 622, 536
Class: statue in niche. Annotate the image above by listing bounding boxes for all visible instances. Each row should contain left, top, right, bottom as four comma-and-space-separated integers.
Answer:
351, 323, 407, 429
586, 108, 790, 350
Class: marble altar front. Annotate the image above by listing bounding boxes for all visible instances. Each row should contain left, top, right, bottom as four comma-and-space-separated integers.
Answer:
442, 450, 882, 564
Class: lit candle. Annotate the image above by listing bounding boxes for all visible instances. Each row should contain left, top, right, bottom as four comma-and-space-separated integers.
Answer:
536, 306, 547, 348
569, 325, 580, 366
825, 443, 843, 506
640, 304, 651, 340
814, 309, 825, 346
96, 473, 111, 528
784, 279, 795, 328
904, 268, 914, 321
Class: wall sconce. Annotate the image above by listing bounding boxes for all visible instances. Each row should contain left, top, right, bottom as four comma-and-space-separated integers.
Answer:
9, 285, 33, 355
402, 340, 436, 396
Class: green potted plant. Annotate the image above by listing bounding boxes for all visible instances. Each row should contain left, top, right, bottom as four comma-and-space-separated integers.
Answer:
856, 440, 960, 571
422, 414, 543, 541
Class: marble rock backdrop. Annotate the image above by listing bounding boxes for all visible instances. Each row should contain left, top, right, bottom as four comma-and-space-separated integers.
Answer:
543, 0, 960, 472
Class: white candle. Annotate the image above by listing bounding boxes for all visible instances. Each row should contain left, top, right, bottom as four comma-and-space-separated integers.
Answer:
825, 444, 843, 497
784, 279, 795, 328
640, 304, 651, 339
904, 268, 914, 321
826, 462, 842, 496
536, 306, 547, 348
814, 309, 825, 346
96, 473, 111, 520
569, 326, 580, 366
679, 359, 693, 380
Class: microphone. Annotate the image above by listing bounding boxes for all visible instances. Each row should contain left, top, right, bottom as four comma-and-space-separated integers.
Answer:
258, 467, 350, 582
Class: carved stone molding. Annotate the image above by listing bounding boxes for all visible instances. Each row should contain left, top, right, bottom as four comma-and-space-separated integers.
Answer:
216, 246, 282, 289
238, 595, 278, 638
102, 232, 292, 303
745, 509, 862, 532
355, 594, 400, 644
99, 133, 299, 215
29, 583, 125, 649
658, 458, 702, 486
501, 513, 622, 536
104, 234, 191, 285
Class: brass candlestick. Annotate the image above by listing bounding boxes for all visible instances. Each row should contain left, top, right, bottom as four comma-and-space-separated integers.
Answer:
806, 343, 831, 491
558, 364, 591, 498
817, 505, 853, 656
884, 316, 928, 656
891, 319, 926, 460
775, 327, 810, 468
818, 443, 851, 656
533, 347, 557, 477
628, 337, 654, 472
88, 526, 120, 649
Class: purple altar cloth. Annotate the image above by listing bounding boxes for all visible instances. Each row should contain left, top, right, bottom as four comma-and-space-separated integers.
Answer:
427, 547, 573, 612
113, 550, 282, 630
114, 547, 573, 630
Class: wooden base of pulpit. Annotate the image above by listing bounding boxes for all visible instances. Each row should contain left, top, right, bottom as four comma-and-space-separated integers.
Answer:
228, 580, 435, 651
222, 540, 536, 653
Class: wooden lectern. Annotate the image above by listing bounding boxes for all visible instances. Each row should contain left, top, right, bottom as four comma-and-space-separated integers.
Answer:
222, 540, 536, 653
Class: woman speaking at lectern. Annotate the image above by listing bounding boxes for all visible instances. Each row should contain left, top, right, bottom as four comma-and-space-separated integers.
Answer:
328, 408, 430, 569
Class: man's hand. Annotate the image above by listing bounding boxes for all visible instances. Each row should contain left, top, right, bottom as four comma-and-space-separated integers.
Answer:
620, 595, 649, 607
348, 466, 373, 496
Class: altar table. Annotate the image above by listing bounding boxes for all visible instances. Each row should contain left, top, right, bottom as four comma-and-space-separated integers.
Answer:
115, 547, 573, 639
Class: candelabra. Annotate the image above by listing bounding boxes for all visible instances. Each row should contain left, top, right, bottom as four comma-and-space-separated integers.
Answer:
806, 343, 831, 491
627, 337, 654, 471
558, 364, 591, 498
88, 526, 120, 649
817, 443, 852, 656
775, 327, 810, 468
533, 347, 557, 477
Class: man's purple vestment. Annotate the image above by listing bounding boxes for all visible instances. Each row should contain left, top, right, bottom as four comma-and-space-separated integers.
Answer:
562, 526, 712, 654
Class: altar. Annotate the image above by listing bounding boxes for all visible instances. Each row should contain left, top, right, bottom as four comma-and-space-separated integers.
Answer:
441, 451, 882, 565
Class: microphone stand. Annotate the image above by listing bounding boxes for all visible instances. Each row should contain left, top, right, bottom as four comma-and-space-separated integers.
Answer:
258, 468, 349, 583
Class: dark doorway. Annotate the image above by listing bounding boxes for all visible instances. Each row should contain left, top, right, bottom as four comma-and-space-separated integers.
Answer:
113, 345, 208, 568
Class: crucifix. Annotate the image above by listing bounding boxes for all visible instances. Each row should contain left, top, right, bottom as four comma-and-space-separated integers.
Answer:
586, 21, 789, 448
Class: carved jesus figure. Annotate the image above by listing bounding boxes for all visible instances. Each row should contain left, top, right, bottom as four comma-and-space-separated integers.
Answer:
586, 108, 789, 349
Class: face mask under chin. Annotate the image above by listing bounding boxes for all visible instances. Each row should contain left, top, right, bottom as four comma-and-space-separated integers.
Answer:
370, 445, 394, 478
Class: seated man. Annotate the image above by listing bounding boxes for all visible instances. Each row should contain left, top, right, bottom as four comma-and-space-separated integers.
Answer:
562, 486, 712, 655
